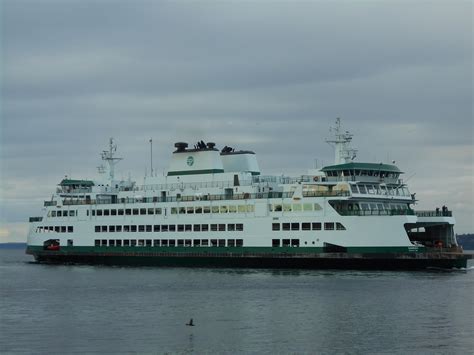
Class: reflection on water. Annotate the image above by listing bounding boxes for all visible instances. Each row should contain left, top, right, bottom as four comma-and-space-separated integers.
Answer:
1, 249, 473, 353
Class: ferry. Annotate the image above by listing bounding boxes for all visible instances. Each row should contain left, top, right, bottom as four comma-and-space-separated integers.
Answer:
26, 119, 471, 269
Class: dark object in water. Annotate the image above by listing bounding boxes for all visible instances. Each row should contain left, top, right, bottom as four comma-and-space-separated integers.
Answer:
186, 318, 194, 326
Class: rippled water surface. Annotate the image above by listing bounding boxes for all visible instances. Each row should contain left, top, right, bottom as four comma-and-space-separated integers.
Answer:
1, 249, 473, 354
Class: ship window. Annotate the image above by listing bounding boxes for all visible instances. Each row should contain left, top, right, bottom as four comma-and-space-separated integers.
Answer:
291, 239, 300, 247
124, 240, 130, 246
361, 203, 369, 211
146, 240, 152, 247
163, 240, 170, 246
172, 207, 180, 215
179, 207, 186, 214
96, 210, 102, 216
370, 203, 377, 211
109, 240, 115, 246
68, 226, 73, 233
125, 209, 131, 215
139, 225, 145, 232
201, 239, 209, 246
211, 224, 218, 231
95, 240, 100, 246
57, 211, 62, 217
314, 203, 322, 211
185, 239, 192, 247
201, 224, 209, 232
161, 225, 168, 232
291, 223, 299, 231
146, 225, 152, 232
218, 239, 225, 247
212, 206, 219, 213
147, 208, 154, 215
283, 204, 292, 212
169, 240, 176, 247
52, 211, 57, 217
247, 205, 254, 212
204, 206, 211, 214
131, 240, 137, 246
211, 239, 218, 247
101, 239, 107, 246
195, 206, 203, 214
272, 223, 280, 231
153, 239, 160, 247
238, 205, 246, 213
177, 239, 185, 247
109, 225, 116, 232
101, 225, 107, 232
236, 224, 243, 231
272, 239, 280, 247
303, 203, 313, 211
70, 210, 76, 217
302, 223, 310, 231
336, 223, 346, 230
377, 203, 384, 210
109, 209, 115, 216
220, 206, 228, 213
185, 224, 192, 232
282, 239, 290, 247
140, 208, 146, 215
131, 225, 137, 232
187, 207, 194, 214
359, 185, 367, 194
92, 210, 96, 216
367, 185, 376, 194
116, 240, 122, 246
236, 239, 243, 247
312, 222, 321, 230
178, 224, 184, 232
65, 211, 70, 217
293, 204, 302, 212
193, 224, 201, 232
351, 185, 359, 193
169, 225, 176, 232
227, 224, 235, 231
154, 225, 160, 232
104, 209, 110, 216
132, 209, 139, 215
324, 223, 334, 230
124, 225, 130, 232
229, 205, 237, 213
118, 209, 124, 215
194, 239, 201, 247
282, 223, 290, 231
274, 204, 282, 212
227, 239, 235, 247
218, 224, 226, 231
116, 225, 122, 232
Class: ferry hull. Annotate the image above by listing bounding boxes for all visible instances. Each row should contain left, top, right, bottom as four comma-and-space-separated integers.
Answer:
27, 248, 471, 270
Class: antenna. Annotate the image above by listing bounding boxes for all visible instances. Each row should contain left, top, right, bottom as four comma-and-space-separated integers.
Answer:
149, 138, 153, 177
326, 118, 358, 164
101, 138, 123, 181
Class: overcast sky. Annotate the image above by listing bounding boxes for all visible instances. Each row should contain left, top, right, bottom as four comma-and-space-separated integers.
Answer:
1, 0, 472, 242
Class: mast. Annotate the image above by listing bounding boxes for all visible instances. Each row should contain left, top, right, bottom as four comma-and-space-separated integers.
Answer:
326, 118, 358, 165
101, 138, 123, 181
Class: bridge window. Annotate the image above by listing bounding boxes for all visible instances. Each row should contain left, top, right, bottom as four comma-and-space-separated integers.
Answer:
302, 223, 310, 231
236, 224, 243, 231
201, 224, 209, 232
272, 239, 280, 247
324, 223, 334, 230
272, 223, 280, 231
336, 223, 346, 230
312, 223, 321, 230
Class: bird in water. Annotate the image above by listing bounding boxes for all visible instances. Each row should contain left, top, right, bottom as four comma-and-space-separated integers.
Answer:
186, 318, 195, 326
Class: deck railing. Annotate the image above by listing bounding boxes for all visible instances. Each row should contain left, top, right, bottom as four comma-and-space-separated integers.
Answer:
415, 210, 452, 217
337, 209, 415, 216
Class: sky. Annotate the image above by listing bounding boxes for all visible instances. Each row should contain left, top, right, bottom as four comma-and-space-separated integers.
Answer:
0, 0, 472, 242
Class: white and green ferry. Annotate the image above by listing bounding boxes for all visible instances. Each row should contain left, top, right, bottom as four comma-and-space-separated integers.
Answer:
26, 119, 471, 269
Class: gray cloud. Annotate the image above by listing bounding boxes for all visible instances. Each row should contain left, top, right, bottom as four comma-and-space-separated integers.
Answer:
1, 0, 472, 240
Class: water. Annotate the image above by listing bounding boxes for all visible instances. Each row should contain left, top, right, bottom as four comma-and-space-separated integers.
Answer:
1, 249, 473, 354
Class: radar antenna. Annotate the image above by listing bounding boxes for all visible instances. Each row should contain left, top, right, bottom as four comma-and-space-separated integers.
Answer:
101, 138, 123, 181
326, 118, 358, 164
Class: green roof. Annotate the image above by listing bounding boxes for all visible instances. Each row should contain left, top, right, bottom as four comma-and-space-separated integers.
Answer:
321, 162, 402, 173
59, 179, 95, 187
